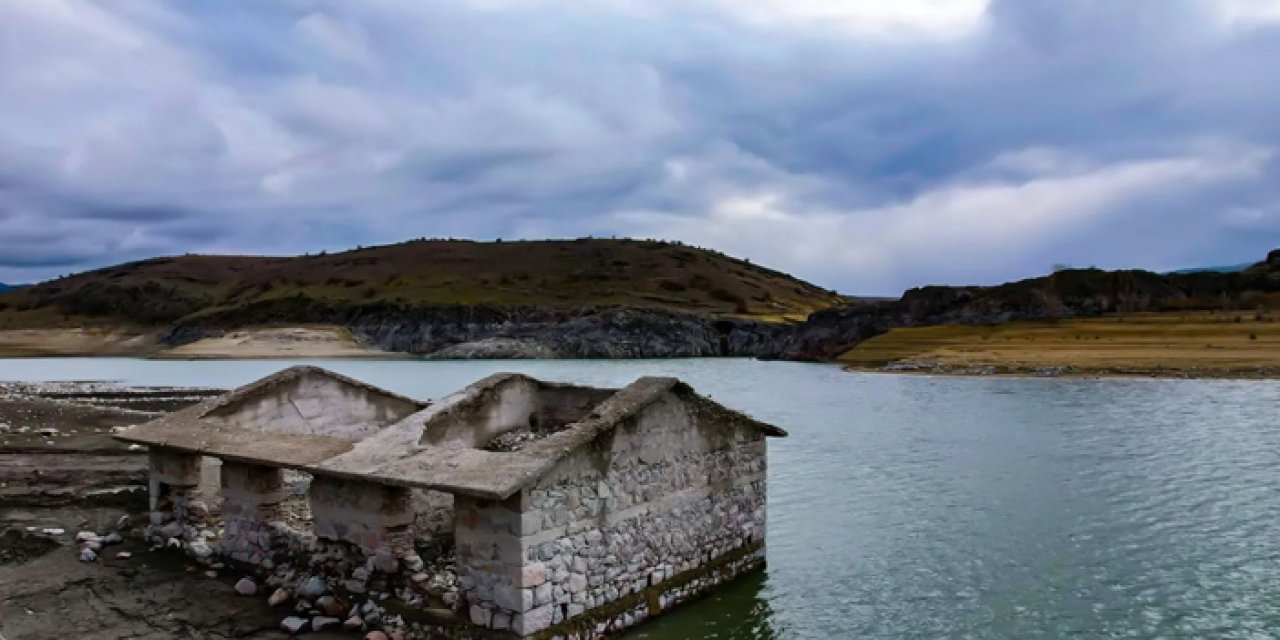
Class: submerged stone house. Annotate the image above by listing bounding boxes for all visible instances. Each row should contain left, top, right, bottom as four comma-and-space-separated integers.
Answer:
116, 366, 786, 638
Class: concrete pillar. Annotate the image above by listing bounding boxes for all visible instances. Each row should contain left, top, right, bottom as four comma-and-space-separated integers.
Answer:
220, 462, 286, 564
308, 476, 415, 555
147, 448, 202, 512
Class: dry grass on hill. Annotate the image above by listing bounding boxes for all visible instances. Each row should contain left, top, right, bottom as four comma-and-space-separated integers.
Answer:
838, 311, 1280, 376
0, 239, 843, 329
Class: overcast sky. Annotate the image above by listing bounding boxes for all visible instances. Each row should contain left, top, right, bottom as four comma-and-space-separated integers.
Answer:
2, 0, 1279, 294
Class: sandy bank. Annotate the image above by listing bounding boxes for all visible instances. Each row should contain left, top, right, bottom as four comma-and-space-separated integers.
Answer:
838, 311, 1280, 379
0, 328, 158, 358
155, 326, 401, 359
0, 326, 404, 360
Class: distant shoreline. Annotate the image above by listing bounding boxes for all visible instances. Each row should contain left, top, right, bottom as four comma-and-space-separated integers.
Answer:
843, 363, 1280, 381
836, 311, 1280, 381
5, 311, 1280, 382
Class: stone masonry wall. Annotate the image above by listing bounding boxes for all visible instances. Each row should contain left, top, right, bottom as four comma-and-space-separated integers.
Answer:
455, 392, 768, 637
309, 476, 415, 556
219, 461, 287, 565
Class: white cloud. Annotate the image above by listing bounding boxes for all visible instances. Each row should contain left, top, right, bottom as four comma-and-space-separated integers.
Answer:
710, 0, 990, 38
615, 145, 1272, 292
1216, 0, 1280, 26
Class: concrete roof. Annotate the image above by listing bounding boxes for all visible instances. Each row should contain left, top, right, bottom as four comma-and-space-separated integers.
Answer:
115, 366, 786, 500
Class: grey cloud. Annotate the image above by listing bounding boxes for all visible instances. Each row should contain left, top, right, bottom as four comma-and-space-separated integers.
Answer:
0, 0, 1277, 292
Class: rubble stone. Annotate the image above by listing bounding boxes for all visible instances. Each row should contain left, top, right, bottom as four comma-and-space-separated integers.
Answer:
279, 616, 308, 634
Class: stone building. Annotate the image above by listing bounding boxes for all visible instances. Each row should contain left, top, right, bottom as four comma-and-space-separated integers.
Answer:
116, 366, 786, 638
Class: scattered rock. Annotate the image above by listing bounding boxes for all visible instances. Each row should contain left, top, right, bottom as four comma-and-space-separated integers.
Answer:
116, 515, 132, 530
363, 632, 389, 640
103, 532, 123, 545
79, 548, 96, 562
402, 554, 424, 572
297, 576, 327, 599
268, 588, 290, 607
343, 615, 363, 630
187, 501, 210, 520
187, 540, 213, 558
115, 551, 132, 560
204, 570, 218, 579
311, 616, 340, 631
234, 577, 257, 596
316, 595, 345, 616
75, 531, 99, 543
41, 528, 65, 536
280, 616, 308, 635
159, 522, 184, 539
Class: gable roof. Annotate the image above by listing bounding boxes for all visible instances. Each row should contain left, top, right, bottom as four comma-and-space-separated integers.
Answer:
115, 366, 785, 500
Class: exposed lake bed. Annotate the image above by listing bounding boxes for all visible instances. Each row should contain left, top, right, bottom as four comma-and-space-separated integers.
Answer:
3, 358, 1280, 638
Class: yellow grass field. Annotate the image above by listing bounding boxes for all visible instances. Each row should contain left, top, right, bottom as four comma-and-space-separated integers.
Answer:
837, 311, 1280, 377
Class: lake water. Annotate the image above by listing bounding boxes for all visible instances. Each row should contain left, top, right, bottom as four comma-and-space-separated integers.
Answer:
4, 358, 1280, 639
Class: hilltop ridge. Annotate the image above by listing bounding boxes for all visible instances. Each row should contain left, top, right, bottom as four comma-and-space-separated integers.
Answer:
0, 238, 841, 358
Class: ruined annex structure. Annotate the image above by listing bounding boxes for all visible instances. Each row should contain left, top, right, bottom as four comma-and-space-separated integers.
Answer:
115, 366, 786, 638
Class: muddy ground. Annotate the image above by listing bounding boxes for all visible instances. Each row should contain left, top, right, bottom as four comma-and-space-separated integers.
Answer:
0, 383, 350, 640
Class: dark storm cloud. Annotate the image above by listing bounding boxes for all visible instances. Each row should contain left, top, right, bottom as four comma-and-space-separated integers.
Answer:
1, 0, 1278, 292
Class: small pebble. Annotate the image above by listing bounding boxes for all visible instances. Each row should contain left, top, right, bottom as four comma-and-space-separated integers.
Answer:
235, 577, 257, 596
268, 588, 290, 607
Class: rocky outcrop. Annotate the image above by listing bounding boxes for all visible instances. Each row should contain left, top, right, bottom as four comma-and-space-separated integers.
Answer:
164, 301, 796, 359
781, 260, 1280, 361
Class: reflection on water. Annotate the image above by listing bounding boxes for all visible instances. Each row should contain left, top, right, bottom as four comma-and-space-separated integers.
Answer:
4, 359, 1280, 638
624, 572, 780, 640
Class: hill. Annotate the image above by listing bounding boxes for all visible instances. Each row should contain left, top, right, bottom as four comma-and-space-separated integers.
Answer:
784, 249, 1280, 363
0, 239, 842, 358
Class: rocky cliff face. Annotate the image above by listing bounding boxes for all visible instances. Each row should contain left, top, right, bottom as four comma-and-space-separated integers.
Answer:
781, 258, 1280, 361
164, 302, 794, 359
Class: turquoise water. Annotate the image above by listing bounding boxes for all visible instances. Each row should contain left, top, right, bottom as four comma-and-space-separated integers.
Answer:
4, 358, 1280, 638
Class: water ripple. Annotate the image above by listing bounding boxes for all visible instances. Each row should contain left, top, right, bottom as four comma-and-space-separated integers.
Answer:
4, 359, 1279, 638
